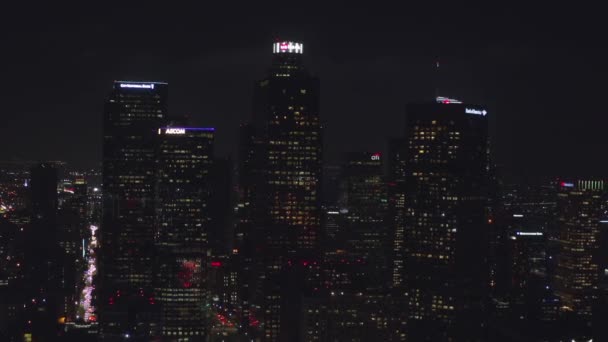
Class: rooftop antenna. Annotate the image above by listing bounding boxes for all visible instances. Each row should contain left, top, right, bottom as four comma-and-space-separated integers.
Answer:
434, 58, 440, 100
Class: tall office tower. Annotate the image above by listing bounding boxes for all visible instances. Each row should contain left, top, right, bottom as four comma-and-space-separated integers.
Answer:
555, 180, 605, 338
339, 152, 388, 291
249, 40, 322, 341
504, 221, 554, 335
58, 172, 88, 261
154, 126, 214, 340
235, 123, 259, 337
403, 100, 490, 341
24, 163, 65, 340
100, 81, 168, 338
388, 138, 407, 289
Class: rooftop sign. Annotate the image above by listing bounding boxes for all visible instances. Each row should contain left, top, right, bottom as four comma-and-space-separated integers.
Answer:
165, 128, 186, 134
119, 83, 155, 89
273, 41, 303, 54
159, 127, 216, 135
465, 108, 487, 116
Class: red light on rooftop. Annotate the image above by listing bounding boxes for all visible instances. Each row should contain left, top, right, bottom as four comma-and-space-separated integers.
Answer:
211, 261, 222, 267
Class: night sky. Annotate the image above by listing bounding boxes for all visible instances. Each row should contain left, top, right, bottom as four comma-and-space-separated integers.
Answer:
1, 3, 605, 178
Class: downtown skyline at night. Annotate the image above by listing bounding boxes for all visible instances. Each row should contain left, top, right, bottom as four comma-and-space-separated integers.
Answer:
1, 3, 608, 342
2, 3, 607, 178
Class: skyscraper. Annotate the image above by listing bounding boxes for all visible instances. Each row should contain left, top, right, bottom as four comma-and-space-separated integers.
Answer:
154, 126, 215, 340
555, 179, 605, 339
388, 138, 408, 289
402, 100, 490, 340
24, 163, 63, 340
235, 123, 259, 337
100, 81, 168, 339
248, 40, 322, 341
339, 151, 388, 291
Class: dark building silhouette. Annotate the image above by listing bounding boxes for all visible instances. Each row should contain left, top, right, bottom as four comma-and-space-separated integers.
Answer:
99, 81, 168, 339
234, 123, 259, 337
401, 100, 490, 341
209, 157, 234, 255
23, 163, 66, 341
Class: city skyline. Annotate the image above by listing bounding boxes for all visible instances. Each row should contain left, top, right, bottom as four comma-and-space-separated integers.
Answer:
2, 4, 607, 178
2, 4, 608, 341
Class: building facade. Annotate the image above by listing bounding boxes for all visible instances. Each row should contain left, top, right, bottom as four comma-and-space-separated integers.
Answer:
248, 41, 322, 341
402, 100, 490, 340
154, 126, 215, 340
100, 81, 168, 338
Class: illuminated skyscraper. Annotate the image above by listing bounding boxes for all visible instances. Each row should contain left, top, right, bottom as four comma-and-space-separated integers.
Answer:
154, 126, 214, 340
388, 138, 407, 289
555, 180, 605, 331
100, 81, 168, 339
402, 100, 490, 340
248, 40, 322, 341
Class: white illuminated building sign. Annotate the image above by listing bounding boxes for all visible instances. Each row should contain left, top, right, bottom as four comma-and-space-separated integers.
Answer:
120, 83, 155, 89
516, 232, 543, 236
465, 108, 487, 116
165, 128, 186, 134
371, 154, 381, 161
273, 41, 304, 54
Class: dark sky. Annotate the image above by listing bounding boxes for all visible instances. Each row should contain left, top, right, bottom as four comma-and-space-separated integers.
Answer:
1, 3, 606, 178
